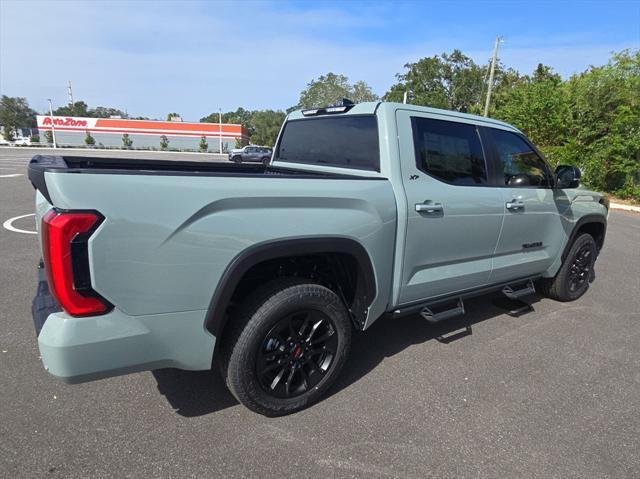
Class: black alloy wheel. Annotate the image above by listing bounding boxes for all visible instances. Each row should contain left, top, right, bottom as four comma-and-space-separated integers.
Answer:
221, 278, 352, 416
256, 310, 338, 399
539, 233, 597, 302
568, 243, 593, 293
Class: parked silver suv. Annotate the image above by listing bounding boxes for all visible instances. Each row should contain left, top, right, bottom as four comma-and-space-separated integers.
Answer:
229, 145, 272, 165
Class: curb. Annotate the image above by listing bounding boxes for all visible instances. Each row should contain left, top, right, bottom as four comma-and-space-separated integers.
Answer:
610, 202, 640, 213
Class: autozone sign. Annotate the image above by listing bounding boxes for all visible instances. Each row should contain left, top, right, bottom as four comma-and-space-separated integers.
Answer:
37, 116, 97, 129
35, 115, 247, 138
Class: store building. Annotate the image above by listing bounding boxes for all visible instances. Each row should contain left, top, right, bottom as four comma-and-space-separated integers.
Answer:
36, 115, 249, 152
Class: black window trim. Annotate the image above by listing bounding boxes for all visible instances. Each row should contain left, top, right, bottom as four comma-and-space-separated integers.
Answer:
274, 114, 381, 172
481, 126, 555, 189
410, 115, 493, 188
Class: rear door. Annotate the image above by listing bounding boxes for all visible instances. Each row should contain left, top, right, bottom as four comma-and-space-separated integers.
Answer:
244, 147, 258, 161
484, 127, 567, 282
396, 111, 505, 304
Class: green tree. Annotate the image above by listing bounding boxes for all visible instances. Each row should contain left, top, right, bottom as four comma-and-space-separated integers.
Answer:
492, 64, 570, 163
202, 108, 254, 135
166, 112, 181, 121
44, 130, 54, 145
201, 108, 285, 146
89, 106, 127, 118
122, 133, 133, 148
84, 131, 95, 146
0, 96, 37, 141
351, 80, 379, 103
489, 50, 639, 200
199, 135, 208, 152
296, 73, 378, 109
384, 50, 485, 112
160, 135, 169, 150
560, 50, 640, 199
249, 110, 286, 146
53, 101, 89, 117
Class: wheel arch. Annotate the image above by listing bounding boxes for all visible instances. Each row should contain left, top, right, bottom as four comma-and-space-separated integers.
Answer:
562, 214, 607, 261
204, 237, 377, 338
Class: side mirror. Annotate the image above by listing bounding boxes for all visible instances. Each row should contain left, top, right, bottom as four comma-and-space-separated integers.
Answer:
555, 165, 581, 188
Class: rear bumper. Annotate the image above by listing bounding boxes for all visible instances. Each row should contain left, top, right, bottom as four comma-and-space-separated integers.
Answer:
33, 267, 216, 383
38, 309, 216, 383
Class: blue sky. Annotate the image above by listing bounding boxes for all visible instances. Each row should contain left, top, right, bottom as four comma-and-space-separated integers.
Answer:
1, 0, 638, 120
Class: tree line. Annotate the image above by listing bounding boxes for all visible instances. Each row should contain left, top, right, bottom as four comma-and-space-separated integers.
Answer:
203, 50, 638, 200
1, 48, 637, 199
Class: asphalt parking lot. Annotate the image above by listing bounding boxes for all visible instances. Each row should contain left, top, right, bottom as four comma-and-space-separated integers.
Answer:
1, 148, 639, 478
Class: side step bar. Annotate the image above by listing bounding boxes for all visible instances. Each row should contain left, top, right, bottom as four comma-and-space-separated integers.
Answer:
420, 298, 465, 324
502, 279, 536, 300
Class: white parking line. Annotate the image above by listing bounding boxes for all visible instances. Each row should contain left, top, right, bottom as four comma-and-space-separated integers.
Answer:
0, 174, 23, 178
2, 213, 37, 234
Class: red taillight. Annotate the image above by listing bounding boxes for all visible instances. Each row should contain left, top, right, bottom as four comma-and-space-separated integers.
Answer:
41, 210, 109, 316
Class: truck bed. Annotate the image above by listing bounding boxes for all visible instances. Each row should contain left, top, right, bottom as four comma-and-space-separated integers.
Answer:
28, 154, 341, 204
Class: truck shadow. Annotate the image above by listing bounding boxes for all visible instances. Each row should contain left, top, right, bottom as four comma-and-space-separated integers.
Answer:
330, 292, 542, 399
152, 292, 542, 417
151, 367, 238, 417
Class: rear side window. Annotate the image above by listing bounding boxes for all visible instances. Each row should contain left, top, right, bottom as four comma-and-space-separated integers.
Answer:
411, 117, 487, 185
276, 115, 379, 171
489, 129, 551, 187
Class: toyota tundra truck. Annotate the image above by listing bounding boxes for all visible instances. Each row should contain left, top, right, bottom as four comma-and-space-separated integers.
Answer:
28, 100, 609, 416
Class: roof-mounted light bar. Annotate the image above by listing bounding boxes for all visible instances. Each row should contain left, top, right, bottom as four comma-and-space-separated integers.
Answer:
302, 98, 355, 117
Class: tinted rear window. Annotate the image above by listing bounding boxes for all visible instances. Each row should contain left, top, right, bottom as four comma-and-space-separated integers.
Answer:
276, 115, 379, 171
411, 117, 487, 185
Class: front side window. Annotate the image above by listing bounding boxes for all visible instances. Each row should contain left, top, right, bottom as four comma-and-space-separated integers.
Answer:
276, 115, 379, 171
490, 129, 551, 187
411, 117, 487, 185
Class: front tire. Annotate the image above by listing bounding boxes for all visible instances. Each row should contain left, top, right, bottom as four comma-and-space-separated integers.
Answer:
221, 278, 352, 416
539, 233, 597, 302
232, 155, 242, 163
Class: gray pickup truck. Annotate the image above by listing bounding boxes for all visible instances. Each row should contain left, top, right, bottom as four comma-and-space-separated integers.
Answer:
29, 100, 608, 416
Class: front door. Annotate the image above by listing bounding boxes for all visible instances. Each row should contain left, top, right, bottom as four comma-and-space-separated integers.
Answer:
484, 127, 567, 282
396, 111, 505, 305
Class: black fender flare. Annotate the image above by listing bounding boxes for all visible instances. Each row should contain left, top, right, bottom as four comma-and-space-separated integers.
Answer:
204, 237, 376, 337
561, 214, 607, 261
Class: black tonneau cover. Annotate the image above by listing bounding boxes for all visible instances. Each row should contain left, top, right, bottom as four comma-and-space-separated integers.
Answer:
27, 155, 371, 204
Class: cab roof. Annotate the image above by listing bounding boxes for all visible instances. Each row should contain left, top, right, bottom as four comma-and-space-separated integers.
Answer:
287, 101, 521, 133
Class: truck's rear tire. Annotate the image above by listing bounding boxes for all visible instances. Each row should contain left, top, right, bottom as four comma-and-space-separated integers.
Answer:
539, 233, 597, 302
221, 278, 352, 416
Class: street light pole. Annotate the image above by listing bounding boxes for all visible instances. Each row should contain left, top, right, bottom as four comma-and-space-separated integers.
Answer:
483, 36, 502, 117
219, 108, 223, 154
47, 99, 57, 149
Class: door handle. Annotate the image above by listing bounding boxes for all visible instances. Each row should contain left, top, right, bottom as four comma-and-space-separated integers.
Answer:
415, 202, 443, 214
506, 200, 525, 211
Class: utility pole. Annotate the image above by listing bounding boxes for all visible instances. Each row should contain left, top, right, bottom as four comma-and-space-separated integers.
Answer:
47, 99, 57, 149
219, 108, 223, 154
403, 91, 408, 104
67, 80, 74, 107
483, 36, 502, 117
